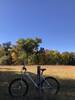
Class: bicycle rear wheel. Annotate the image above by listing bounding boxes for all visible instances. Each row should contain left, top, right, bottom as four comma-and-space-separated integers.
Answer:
41, 77, 59, 95
9, 78, 28, 97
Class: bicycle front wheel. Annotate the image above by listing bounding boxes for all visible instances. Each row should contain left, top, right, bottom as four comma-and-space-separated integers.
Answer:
9, 78, 28, 97
41, 77, 59, 95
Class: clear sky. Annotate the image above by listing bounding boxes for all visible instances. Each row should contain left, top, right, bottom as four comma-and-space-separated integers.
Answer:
0, 0, 75, 52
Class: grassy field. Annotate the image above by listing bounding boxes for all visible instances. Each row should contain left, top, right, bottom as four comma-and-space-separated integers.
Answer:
0, 65, 75, 100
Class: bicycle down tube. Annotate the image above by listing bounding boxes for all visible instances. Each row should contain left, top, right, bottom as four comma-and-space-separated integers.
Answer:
25, 72, 38, 88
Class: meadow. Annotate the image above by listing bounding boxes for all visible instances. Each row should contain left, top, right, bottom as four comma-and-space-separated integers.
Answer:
0, 65, 75, 100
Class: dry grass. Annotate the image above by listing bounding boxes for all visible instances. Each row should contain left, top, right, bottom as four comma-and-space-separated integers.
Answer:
0, 65, 75, 79
0, 65, 75, 100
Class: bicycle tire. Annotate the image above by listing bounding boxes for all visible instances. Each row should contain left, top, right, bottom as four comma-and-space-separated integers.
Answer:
41, 77, 60, 95
8, 78, 28, 97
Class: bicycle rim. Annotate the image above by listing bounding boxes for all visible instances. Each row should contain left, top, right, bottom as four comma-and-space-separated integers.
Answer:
41, 77, 59, 95
9, 78, 28, 97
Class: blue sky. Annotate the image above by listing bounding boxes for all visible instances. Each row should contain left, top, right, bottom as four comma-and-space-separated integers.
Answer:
0, 0, 75, 52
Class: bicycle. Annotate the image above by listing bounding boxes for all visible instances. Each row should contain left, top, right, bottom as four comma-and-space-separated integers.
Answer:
8, 64, 60, 97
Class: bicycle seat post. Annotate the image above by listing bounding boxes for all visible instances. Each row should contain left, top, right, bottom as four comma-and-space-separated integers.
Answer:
37, 65, 41, 88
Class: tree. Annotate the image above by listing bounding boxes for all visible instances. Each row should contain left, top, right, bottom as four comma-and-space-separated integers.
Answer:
0, 38, 75, 65
61, 52, 75, 65
45, 50, 61, 65
0, 42, 12, 65
68, 52, 75, 65
29, 48, 46, 65
16, 38, 42, 64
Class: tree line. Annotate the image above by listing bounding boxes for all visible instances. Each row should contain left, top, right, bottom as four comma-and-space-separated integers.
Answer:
0, 38, 75, 65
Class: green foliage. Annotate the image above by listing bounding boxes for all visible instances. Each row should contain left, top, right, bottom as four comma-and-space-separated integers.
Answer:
16, 38, 42, 54
0, 55, 12, 65
16, 38, 42, 64
0, 42, 12, 65
0, 38, 75, 65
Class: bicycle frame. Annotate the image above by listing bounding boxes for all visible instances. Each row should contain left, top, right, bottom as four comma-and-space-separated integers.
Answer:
21, 65, 52, 90
22, 72, 46, 89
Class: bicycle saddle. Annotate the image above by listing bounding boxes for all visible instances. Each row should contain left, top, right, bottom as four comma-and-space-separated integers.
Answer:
23, 66, 27, 71
41, 68, 46, 72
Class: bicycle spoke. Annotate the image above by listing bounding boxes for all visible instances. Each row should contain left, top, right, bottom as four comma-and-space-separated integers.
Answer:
9, 78, 28, 97
41, 77, 59, 95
